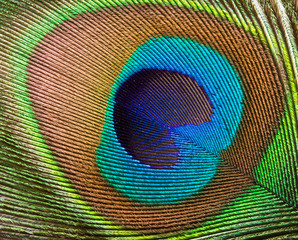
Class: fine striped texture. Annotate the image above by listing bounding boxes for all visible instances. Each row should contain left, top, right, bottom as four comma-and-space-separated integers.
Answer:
0, 0, 297, 239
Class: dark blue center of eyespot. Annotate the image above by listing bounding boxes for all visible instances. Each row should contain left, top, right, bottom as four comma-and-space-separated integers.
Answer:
113, 69, 214, 169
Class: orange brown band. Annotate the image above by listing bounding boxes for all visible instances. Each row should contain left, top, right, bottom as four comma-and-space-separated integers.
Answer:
27, 4, 285, 234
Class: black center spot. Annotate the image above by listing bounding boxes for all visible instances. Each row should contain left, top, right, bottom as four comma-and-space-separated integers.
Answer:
113, 69, 213, 169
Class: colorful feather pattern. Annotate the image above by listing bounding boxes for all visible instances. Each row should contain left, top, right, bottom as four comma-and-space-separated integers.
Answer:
0, 0, 297, 239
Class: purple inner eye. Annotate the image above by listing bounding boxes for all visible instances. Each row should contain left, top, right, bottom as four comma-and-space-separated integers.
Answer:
113, 69, 213, 169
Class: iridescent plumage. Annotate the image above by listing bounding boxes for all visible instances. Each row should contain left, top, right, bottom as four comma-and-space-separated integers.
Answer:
0, 0, 297, 239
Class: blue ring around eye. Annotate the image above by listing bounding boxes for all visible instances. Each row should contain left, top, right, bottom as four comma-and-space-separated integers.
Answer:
96, 36, 244, 205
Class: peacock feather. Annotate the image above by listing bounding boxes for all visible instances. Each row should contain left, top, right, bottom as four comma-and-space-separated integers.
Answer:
0, 0, 297, 239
